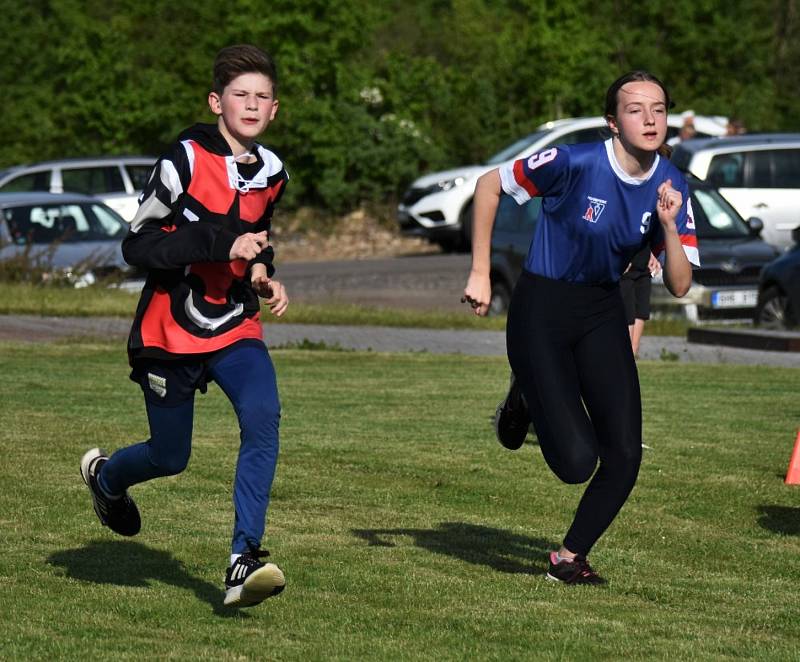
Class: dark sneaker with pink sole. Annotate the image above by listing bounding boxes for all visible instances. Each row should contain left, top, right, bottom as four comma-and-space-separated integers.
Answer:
546, 552, 606, 585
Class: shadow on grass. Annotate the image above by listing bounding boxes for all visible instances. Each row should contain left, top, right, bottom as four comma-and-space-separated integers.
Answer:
46, 540, 244, 617
352, 522, 555, 575
757, 505, 800, 535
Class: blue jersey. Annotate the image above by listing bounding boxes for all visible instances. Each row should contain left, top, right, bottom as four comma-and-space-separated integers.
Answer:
499, 140, 699, 284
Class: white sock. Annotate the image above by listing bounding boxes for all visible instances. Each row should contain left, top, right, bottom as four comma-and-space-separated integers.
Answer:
230, 553, 242, 566
556, 552, 576, 563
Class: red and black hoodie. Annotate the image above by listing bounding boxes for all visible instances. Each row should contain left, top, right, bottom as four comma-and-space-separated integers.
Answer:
122, 123, 288, 363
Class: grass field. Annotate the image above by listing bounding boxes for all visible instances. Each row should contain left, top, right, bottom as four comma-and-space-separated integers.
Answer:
0, 282, 693, 336
1, 341, 798, 660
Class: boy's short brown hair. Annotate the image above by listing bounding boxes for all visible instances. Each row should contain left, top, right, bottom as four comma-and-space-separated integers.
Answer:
213, 44, 278, 95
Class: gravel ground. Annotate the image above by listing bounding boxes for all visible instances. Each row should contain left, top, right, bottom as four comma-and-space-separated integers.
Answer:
2, 315, 798, 367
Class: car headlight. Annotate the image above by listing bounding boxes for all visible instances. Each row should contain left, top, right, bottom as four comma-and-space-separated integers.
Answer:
437, 176, 465, 192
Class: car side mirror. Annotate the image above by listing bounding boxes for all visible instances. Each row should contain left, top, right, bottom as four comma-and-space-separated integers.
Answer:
792, 225, 800, 246
746, 217, 764, 237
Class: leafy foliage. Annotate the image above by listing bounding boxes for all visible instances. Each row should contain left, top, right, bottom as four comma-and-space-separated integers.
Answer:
1, 0, 798, 211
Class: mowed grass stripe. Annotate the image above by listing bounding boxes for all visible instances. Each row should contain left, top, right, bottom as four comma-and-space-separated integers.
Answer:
0, 282, 691, 335
0, 342, 797, 660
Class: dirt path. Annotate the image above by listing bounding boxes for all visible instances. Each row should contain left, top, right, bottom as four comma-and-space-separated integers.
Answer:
2, 315, 799, 367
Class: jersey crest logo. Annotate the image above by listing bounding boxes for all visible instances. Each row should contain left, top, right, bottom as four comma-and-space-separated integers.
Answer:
583, 196, 607, 223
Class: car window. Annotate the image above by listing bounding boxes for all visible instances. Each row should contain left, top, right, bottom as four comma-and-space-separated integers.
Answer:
555, 127, 607, 145
520, 197, 542, 233
61, 166, 125, 195
771, 149, 800, 188
690, 188, 749, 239
495, 196, 522, 232
486, 130, 551, 165
707, 153, 744, 187
90, 203, 127, 237
747, 151, 772, 188
3, 203, 126, 244
0, 171, 50, 192
126, 164, 153, 190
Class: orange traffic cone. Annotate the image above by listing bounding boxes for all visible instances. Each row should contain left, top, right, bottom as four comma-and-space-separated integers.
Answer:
785, 429, 800, 485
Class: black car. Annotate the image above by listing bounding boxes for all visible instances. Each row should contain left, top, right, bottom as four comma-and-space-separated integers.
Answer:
754, 227, 800, 329
488, 196, 541, 314
489, 180, 779, 320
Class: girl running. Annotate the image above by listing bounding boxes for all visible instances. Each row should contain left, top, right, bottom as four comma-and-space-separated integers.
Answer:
463, 71, 697, 584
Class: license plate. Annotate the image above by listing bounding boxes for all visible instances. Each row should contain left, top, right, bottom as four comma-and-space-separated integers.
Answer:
711, 289, 758, 308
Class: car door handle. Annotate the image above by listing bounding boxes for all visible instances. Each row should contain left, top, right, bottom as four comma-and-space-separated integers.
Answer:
754, 202, 768, 209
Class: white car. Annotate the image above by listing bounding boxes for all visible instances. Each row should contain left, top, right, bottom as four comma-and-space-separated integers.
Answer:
671, 134, 800, 250
398, 114, 729, 250
0, 156, 156, 222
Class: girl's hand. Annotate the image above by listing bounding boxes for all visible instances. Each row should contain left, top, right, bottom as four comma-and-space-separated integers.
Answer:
463, 270, 492, 317
656, 179, 683, 230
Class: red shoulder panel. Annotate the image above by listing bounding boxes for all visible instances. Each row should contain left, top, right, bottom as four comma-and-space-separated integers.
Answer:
187, 144, 236, 214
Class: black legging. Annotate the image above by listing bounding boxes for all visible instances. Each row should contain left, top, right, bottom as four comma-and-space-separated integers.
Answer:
507, 271, 642, 556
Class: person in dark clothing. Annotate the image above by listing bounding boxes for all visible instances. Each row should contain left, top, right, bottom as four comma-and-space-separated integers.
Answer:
620, 245, 661, 357
80, 44, 289, 608
463, 71, 697, 584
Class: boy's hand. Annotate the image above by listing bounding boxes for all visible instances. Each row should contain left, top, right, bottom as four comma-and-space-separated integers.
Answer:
230, 231, 269, 261
264, 279, 288, 316
252, 268, 289, 317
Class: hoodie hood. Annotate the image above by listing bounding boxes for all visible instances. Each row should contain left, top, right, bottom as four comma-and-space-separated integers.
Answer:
177, 123, 239, 156
176, 123, 284, 194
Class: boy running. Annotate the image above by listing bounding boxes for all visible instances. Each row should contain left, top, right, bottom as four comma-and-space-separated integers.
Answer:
80, 44, 289, 608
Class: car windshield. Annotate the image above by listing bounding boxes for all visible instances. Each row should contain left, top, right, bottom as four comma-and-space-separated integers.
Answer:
3, 202, 127, 244
690, 188, 751, 239
486, 130, 551, 165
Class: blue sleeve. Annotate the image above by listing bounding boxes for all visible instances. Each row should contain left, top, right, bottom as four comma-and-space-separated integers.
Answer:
498, 146, 571, 204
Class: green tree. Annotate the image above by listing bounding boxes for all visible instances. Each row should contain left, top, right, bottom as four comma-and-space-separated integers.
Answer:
0, 0, 797, 211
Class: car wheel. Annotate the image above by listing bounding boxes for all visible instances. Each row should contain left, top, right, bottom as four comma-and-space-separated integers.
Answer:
489, 281, 511, 316
755, 285, 795, 329
435, 236, 461, 253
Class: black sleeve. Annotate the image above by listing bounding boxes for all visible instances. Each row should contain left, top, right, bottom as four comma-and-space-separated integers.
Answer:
122, 143, 238, 270
123, 222, 238, 270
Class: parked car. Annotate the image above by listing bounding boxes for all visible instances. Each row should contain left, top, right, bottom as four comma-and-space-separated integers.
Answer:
671, 134, 800, 251
754, 226, 800, 329
488, 195, 540, 314
489, 179, 779, 321
398, 114, 728, 251
0, 156, 155, 222
0, 192, 133, 286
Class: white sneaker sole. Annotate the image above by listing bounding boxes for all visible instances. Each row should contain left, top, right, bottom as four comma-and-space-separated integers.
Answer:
80, 447, 105, 487
80, 447, 108, 523
224, 563, 286, 607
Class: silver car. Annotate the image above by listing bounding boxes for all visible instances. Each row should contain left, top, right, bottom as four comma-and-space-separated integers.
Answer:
0, 192, 131, 286
0, 156, 155, 222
